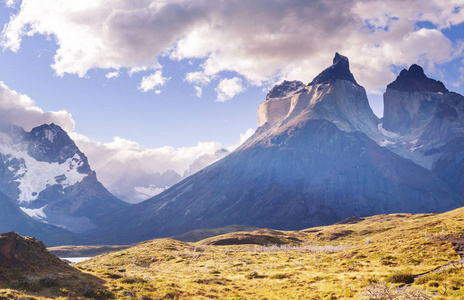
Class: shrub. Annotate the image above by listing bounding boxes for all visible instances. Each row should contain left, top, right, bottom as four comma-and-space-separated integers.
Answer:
385, 272, 415, 284
102, 271, 122, 279
118, 276, 148, 284
39, 275, 59, 287
245, 271, 259, 279
269, 273, 289, 279
83, 288, 114, 299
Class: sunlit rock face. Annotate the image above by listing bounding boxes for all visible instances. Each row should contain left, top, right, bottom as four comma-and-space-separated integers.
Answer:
0, 123, 127, 233
88, 53, 464, 244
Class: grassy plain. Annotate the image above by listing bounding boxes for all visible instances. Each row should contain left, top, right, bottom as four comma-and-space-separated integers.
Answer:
2, 207, 464, 299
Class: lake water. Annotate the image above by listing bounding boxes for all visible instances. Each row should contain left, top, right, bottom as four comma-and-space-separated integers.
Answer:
61, 257, 93, 263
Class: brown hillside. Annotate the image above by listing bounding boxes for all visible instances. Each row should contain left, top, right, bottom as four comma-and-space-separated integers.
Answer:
0, 231, 71, 273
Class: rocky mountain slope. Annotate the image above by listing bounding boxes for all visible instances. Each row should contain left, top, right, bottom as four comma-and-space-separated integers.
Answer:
88, 53, 464, 244
381, 64, 464, 198
0, 191, 79, 246
0, 123, 127, 234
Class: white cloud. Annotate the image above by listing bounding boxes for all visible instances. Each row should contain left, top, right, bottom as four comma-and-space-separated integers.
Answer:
185, 71, 211, 85
138, 70, 169, 92
4, 0, 18, 8
105, 70, 119, 79
227, 128, 256, 151
0, 81, 75, 132
128, 66, 148, 76
194, 86, 202, 98
2, 0, 464, 93
215, 77, 245, 102
70, 132, 221, 185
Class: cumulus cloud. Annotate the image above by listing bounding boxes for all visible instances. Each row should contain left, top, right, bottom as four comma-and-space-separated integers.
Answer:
227, 128, 255, 151
105, 70, 119, 79
4, 0, 17, 8
138, 70, 169, 92
2, 0, 464, 95
215, 77, 245, 102
0, 81, 75, 132
70, 126, 255, 188
70, 132, 221, 185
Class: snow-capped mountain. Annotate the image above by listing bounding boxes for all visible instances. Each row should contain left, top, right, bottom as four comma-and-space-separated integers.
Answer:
0, 123, 127, 233
88, 53, 464, 244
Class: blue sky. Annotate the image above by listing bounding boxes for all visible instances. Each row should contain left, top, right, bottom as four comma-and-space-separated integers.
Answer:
0, 0, 463, 180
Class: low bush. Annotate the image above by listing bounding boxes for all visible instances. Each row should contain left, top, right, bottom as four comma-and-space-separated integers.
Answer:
83, 288, 114, 299
385, 272, 415, 284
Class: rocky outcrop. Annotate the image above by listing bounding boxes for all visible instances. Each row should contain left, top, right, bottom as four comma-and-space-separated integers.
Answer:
0, 231, 71, 272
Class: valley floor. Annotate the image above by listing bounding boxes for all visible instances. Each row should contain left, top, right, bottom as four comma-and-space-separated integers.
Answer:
2, 207, 464, 299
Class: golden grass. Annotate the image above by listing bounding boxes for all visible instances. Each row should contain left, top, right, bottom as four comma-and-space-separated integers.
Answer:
3, 207, 464, 299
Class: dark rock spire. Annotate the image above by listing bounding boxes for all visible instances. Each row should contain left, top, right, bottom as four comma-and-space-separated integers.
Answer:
387, 64, 448, 93
309, 52, 358, 86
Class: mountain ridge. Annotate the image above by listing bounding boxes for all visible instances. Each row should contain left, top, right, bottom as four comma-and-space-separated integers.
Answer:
86, 53, 464, 244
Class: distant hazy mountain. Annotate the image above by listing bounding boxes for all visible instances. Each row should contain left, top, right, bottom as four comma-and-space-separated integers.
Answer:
103, 160, 182, 204
99, 149, 229, 204
0, 123, 127, 234
182, 149, 230, 179
88, 53, 464, 244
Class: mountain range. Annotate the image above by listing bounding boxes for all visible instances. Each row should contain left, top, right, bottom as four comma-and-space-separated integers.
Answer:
1, 53, 464, 246
84, 53, 464, 244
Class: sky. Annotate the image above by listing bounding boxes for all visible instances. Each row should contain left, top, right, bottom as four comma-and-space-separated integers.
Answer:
0, 0, 464, 180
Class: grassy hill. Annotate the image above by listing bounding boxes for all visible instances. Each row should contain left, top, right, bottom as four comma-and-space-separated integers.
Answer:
2, 207, 464, 299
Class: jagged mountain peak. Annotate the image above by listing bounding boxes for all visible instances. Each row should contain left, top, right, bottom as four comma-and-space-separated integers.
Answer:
26, 123, 91, 172
309, 52, 358, 86
333, 52, 348, 65
256, 53, 379, 141
266, 80, 305, 100
387, 64, 448, 93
